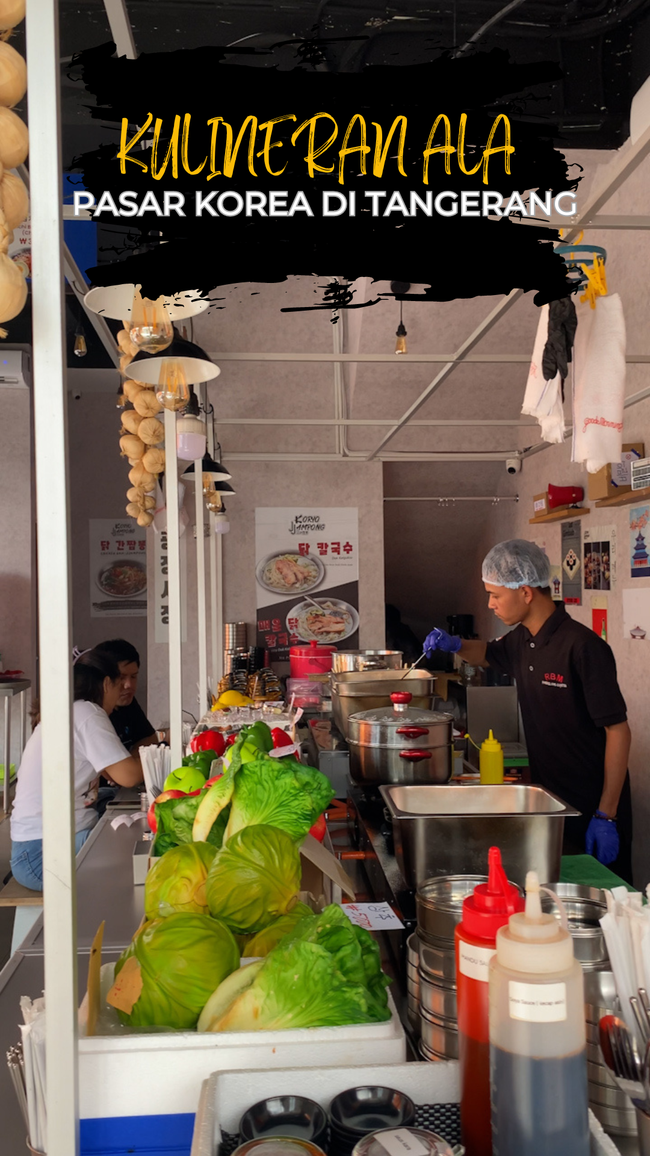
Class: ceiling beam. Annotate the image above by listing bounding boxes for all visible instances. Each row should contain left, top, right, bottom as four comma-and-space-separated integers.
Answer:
103, 0, 137, 59
202, 351, 650, 364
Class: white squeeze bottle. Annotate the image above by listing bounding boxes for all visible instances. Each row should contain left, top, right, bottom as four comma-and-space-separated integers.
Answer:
488, 871, 589, 1156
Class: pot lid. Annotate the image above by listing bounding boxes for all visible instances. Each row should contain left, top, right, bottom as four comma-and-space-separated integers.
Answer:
349, 691, 452, 726
290, 640, 338, 656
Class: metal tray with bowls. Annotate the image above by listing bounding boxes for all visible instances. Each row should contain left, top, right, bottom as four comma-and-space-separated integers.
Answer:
541, 884, 608, 967
331, 651, 403, 673
331, 669, 436, 739
381, 783, 578, 889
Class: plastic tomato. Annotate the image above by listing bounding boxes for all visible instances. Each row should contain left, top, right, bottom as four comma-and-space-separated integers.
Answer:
308, 813, 327, 842
190, 730, 226, 757
271, 727, 293, 749
204, 773, 224, 788
224, 734, 237, 748
147, 788, 200, 833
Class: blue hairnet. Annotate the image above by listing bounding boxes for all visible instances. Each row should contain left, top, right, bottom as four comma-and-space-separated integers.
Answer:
482, 539, 550, 589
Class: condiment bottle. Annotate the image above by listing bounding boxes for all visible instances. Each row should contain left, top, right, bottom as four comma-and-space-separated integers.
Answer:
455, 847, 523, 1156
480, 730, 504, 784
489, 871, 589, 1156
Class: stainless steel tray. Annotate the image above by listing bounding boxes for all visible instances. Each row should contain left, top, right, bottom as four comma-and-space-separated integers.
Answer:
381, 783, 578, 889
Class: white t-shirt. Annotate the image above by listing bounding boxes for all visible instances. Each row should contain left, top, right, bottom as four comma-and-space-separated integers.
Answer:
10, 700, 131, 843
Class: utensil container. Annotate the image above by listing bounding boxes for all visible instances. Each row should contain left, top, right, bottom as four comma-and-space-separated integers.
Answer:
380, 784, 577, 889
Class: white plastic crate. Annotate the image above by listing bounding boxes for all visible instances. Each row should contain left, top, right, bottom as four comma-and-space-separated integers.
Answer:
189, 1061, 624, 1156
78, 990, 406, 1121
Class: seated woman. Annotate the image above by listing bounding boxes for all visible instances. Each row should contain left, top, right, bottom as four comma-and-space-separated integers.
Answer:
9, 652, 144, 891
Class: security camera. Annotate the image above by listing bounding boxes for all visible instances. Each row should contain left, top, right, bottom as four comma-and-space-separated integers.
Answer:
506, 458, 521, 475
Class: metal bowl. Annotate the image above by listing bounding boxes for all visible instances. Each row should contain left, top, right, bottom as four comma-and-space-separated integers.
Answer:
586, 1021, 600, 1045
541, 884, 608, 965
407, 934, 420, 970
329, 1087, 416, 1135
418, 1039, 446, 1063
419, 973, 458, 1021
589, 1101, 638, 1137
588, 1081, 636, 1110
583, 969, 616, 1008
417, 875, 488, 943
406, 965, 420, 1003
239, 1097, 329, 1147
587, 1059, 618, 1088
417, 936, 458, 984
420, 1009, 458, 1059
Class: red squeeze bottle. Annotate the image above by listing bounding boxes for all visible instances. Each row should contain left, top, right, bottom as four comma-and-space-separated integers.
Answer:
455, 847, 524, 1156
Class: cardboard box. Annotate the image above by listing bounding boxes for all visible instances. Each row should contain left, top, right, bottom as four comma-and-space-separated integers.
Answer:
533, 492, 549, 517
588, 443, 645, 501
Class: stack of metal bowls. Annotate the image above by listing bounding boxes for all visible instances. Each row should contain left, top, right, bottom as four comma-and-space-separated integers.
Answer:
406, 934, 420, 1035
224, 622, 248, 675
414, 876, 487, 1061
583, 969, 636, 1136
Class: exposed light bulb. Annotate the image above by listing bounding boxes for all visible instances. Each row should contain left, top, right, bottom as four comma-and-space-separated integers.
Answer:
213, 511, 230, 534
156, 359, 190, 411
129, 288, 174, 354
395, 322, 407, 355
205, 487, 223, 513
74, 331, 87, 357
176, 414, 207, 461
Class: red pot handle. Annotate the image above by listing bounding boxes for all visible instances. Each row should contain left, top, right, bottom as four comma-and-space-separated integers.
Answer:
399, 749, 432, 761
396, 726, 429, 739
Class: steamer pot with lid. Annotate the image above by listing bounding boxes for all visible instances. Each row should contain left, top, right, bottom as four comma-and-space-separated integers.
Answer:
347, 692, 453, 785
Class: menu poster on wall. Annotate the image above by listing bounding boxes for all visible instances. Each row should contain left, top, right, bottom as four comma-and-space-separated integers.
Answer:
153, 529, 189, 644
255, 508, 359, 661
629, 506, 650, 579
89, 518, 147, 618
583, 525, 616, 591
561, 520, 582, 606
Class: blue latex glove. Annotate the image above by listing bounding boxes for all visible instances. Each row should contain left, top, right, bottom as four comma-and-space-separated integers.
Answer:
586, 814, 620, 866
424, 627, 462, 657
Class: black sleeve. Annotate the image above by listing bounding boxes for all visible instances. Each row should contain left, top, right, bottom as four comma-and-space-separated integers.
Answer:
485, 628, 519, 676
574, 635, 628, 728
111, 699, 156, 749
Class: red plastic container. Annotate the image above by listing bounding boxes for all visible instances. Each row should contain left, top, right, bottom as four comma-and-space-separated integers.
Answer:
455, 847, 524, 1156
289, 639, 337, 678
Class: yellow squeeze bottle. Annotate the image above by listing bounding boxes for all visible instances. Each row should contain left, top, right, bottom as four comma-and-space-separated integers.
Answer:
480, 729, 504, 784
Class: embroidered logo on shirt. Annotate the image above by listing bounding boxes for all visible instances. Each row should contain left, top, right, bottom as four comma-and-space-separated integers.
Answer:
542, 672, 568, 688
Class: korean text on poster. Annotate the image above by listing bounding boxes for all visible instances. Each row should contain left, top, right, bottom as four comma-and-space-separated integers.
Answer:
255, 508, 359, 661
153, 528, 188, 644
89, 518, 147, 618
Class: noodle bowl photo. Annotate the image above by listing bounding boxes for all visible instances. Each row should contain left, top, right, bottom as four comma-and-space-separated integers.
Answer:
288, 598, 359, 644
256, 551, 325, 594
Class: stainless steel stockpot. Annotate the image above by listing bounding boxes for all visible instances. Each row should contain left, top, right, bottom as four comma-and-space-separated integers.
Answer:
347, 692, 453, 786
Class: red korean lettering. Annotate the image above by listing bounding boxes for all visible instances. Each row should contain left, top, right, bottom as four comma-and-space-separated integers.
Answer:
343, 541, 353, 554
317, 543, 328, 555
100, 540, 110, 551
271, 618, 282, 632
265, 634, 277, 648
331, 542, 341, 555
258, 619, 271, 631
278, 632, 289, 646
116, 540, 125, 551
298, 542, 310, 556
127, 539, 136, 551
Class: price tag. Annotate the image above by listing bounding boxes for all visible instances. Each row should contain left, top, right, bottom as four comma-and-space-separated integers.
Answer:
375, 1130, 429, 1156
340, 902, 404, 931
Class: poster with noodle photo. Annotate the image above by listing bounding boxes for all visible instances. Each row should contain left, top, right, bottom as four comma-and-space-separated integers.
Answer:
89, 518, 147, 618
255, 508, 359, 661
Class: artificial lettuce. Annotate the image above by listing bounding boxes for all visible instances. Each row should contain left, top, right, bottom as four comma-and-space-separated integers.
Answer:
153, 791, 230, 856
201, 903, 391, 1032
223, 756, 334, 843
112, 913, 239, 1030
246, 902, 315, 957
205, 824, 301, 935
145, 842, 217, 920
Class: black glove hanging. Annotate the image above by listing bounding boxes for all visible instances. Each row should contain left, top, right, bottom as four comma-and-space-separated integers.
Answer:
542, 297, 578, 398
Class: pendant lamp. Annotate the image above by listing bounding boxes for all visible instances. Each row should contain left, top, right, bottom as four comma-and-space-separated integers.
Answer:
176, 387, 207, 461
84, 283, 209, 322
125, 332, 220, 416
213, 509, 230, 534
181, 453, 232, 483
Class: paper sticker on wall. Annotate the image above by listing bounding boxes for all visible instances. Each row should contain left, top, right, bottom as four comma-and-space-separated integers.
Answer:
592, 608, 608, 641
584, 525, 615, 591
561, 520, 582, 605
622, 588, 650, 642
549, 564, 563, 601
630, 506, 650, 579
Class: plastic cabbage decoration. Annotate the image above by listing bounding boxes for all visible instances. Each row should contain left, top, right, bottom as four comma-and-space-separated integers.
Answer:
145, 842, 217, 920
246, 902, 315, 957
153, 791, 230, 856
205, 825, 301, 936
198, 904, 391, 1032
223, 756, 335, 843
111, 913, 240, 1030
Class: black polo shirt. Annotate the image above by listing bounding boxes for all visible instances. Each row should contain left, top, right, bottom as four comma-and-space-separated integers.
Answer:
110, 698, 156, 752
485, 602, 628, 821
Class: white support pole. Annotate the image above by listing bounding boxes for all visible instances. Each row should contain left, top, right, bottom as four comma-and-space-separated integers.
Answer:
209, 525, 219, 689
195, 452, 208, 717
216, 534, 224, 684
164, 411, 183, 768
26, 2, 79, 1154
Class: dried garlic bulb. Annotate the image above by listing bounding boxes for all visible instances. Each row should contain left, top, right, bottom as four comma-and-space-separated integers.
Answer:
121, 410, 143, 435
0, 250, 25, 322
119, 433, 145, 460
138, 417, 164, 446
0, 204, 12, 254
128, 463, 156, 490
0, 0, 26, 31
142, 446, 165, 474
0, 106, 26, 167
133, 389, 162, 418
127, 485, 145, 504
119, 353, 134, 374
137, 510, 154, 528
0, 171, 27, 229
0, 42, 26, 107
143, 494, 156, 510
123, 379, 145, 403
126, 501, 142, 518
117, 328, 139, 359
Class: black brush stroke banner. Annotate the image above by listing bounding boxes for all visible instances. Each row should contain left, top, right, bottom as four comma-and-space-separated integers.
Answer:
70, 43, 579, 306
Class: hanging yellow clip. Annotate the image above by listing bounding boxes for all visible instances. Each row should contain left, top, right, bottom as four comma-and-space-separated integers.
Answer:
579, 255, 608, 309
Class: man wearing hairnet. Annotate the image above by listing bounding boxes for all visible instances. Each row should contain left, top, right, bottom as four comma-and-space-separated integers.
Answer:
424, 539, 633, 881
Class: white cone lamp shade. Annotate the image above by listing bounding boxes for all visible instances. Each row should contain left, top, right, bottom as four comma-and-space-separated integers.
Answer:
181, 455, 232, 483
84, 283, 210, 321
